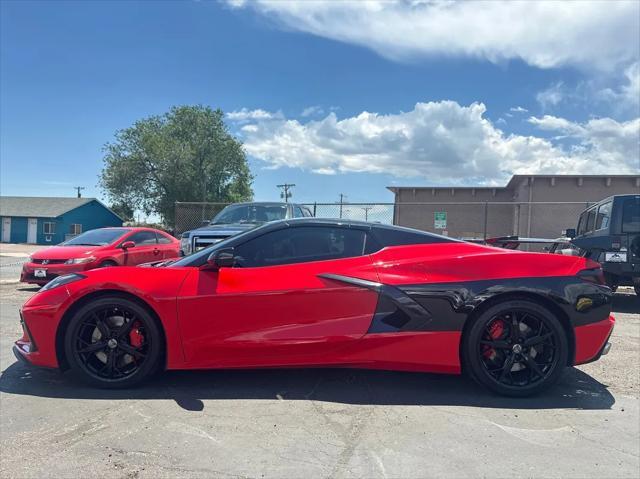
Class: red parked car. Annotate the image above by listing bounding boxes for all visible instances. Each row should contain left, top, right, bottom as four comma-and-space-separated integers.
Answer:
20, 227, 180, 285
14, 219, 613, 396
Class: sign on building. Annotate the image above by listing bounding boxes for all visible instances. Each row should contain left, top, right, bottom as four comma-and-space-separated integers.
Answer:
434, 211, 447, 229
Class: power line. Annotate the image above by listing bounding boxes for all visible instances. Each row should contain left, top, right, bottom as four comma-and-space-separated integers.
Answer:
361, 206, 373, 221
73, 186, 85, 198
277, 183, 296, 203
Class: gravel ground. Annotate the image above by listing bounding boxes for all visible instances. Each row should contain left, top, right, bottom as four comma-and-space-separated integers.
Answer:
0, 283, 638, 478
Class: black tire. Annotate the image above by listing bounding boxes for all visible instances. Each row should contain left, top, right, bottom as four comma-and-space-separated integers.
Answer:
99, 260, 118, 268
463, 300, 568, 397
63, 297, 162, 388
634, 284, 640, 297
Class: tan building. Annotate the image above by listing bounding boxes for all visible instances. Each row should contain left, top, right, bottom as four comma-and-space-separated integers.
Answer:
388, 175, 640, 239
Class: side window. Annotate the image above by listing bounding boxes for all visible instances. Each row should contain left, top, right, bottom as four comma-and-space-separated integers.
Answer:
577, 211, 588, 235
235, 227, 366, 267
585, 208, 597, 233
303, 207, 314, 217
157, 232, 173, 244
595, 201, 612, 230
293, 206, 305, 218
127, 231, 157, 246
622, 196, 640, 233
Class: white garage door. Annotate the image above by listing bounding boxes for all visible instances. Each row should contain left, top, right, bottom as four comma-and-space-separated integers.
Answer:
1, 218, 10, 243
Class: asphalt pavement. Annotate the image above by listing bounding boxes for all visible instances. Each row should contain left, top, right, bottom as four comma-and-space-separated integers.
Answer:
0, 283, 638, 478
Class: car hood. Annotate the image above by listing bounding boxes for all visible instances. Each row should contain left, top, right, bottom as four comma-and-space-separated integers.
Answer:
30, 245, 103, 260
187, 222, 262, 235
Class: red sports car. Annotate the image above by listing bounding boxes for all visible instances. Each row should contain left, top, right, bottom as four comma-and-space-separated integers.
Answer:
14, 219, 614, 396
21, 227, 180, 285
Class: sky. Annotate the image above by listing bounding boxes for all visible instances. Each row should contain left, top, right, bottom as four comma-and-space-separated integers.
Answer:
1, 0, 639, 206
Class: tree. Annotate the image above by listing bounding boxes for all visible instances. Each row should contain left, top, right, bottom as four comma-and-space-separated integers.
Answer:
109, 201, 134, 223
100, 105, 253, 226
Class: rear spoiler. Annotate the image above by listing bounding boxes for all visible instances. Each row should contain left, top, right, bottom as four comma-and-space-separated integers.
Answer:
464, 236, 569, 250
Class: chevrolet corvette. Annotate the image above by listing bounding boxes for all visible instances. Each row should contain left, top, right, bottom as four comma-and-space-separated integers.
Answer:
14, 219, 614, 396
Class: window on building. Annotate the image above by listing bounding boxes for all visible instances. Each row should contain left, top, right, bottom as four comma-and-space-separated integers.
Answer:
70, 224, 82, 235
43, 222, 55, 234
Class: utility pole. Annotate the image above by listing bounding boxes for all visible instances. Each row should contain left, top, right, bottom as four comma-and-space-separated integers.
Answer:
338, 193, 347, 219
361, 206, 373, 221
73, 186, 85, 198
277, 183, 295, 203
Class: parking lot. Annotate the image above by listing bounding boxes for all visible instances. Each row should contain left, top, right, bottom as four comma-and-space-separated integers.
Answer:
0, 280, 638, 479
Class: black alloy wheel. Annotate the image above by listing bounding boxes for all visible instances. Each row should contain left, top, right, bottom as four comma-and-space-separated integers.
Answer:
464, 300, 568, 397
64, 297, 162, 388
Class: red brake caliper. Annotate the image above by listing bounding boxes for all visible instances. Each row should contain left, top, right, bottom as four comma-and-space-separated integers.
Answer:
129, 321, 144, 349
482, 319, 505, 360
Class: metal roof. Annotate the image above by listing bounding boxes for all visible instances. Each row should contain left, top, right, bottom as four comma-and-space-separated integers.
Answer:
0, 196, 104, 218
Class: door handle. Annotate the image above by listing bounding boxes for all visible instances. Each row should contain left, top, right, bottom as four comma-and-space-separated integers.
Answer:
153, 249, 160, 255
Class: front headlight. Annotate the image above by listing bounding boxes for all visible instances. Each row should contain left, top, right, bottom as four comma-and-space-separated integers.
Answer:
64, 256, 96, 264
40, 273, 86, 292
180, 237, 191, 255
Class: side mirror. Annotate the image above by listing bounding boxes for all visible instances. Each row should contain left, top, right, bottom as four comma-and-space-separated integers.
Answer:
565, 228, 577, 239
201, 220, 210, 225
121, 240, 135, 250
202, 247, 236, 271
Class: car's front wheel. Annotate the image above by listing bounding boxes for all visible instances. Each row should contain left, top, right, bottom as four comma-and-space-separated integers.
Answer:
63, 296, 162, 388
463, 299, 568, 397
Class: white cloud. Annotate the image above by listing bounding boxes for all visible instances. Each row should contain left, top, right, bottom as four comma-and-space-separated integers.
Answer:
227, 0, 639, 71
510, 106, 528, 113
234, 101, 640, 184
226, 108, 283, 122
536, 63, 640, 114
301, 105, 325, 117
536, 82, 566, 110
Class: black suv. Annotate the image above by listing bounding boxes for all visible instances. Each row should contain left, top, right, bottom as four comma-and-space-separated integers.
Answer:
180, 202, 313, 255
568, 194, 640, 295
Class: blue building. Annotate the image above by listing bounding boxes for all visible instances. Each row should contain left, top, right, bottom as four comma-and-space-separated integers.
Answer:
0, 197, 123, 245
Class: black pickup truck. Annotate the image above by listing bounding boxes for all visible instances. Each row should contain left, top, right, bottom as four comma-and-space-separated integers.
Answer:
567, 194, 640, 295
180, 202, 313, 256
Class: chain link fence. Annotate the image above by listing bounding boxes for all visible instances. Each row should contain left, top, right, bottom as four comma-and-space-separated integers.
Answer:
174, 201, 594, 240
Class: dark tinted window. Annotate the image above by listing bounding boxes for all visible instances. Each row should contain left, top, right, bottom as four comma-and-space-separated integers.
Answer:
577, 211, 588, 235
373, 226, 453, 247
595, 201, 612, 230
64, 228, 129, 246
157, 232, 173, 244
585, 208, 596, 232
622, 197, 640, 233
235, 226, 366, 267
127, 231, 157, 246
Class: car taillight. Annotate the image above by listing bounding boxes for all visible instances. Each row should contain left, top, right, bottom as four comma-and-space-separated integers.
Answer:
578, 267, 605, 285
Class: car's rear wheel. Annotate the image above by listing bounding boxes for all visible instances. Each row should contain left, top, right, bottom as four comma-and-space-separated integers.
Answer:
64, 297, 162, 388
463, 300, 568, 397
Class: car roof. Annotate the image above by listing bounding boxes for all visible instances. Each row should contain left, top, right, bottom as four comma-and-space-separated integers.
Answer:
226, 202, 291, 207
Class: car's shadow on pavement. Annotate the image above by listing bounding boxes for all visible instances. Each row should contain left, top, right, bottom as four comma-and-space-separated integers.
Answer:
0, 362, 615, 411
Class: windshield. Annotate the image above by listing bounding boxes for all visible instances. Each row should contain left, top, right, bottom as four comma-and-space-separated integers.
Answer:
213, 204, 287, 224
64, 228, 130, 246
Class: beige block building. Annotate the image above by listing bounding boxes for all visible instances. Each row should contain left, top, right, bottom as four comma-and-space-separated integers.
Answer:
388, 175, 640, 239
